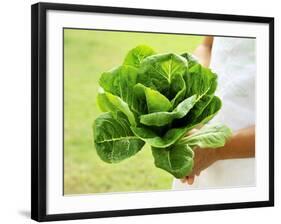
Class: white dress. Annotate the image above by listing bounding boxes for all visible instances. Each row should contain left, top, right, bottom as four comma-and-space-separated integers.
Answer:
173, 37, 256, 189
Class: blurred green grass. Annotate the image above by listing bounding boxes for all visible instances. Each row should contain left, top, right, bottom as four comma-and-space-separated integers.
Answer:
64, 29, 203, 194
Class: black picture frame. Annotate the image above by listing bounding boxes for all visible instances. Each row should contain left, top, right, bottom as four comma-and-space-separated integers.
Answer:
31, 2, 274, 222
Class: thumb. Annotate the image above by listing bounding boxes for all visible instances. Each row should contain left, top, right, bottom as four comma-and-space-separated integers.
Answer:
187, 176, 195, 185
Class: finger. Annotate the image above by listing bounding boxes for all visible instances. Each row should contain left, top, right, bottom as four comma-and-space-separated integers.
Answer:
186, 129, 198, 136
180, 178, 186, 183
187, 176, 194, 185
188, 171, 196, 177
187, 176, 195, 185
195, 171, 201, 176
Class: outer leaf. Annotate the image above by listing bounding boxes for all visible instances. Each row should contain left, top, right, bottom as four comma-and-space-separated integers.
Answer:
180, 123, 232, 148
185, 63, 217, 98
97, 89, 136, 126
152, 144, 194, 178
140, 95, 197, 127
137, 53, 188, 99
132, 97, 221, 148
94, 112, 145, 163
99, 65, 138, 107
176, 95, 221, 127
195, 96, 222, 124
123, 45, 155, 68
131, 125, 194, 148
130, 84, 148, 115
187, 95, 214, 121
133, 83, 172, 114
181, 52, 198, 68
170, 73, 186, 108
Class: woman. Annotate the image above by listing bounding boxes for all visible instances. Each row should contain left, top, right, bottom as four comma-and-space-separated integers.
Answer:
173, 36, 256, 188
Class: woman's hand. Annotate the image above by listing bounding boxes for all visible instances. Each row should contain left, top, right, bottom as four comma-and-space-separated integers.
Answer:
181, 147, 219, 185
181, 126, 255, 185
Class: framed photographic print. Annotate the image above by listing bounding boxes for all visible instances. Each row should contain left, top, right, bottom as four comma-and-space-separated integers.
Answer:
31, 2, 274, 222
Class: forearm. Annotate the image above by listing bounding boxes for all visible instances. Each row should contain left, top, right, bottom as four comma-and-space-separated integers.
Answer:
215, 126, 255, 160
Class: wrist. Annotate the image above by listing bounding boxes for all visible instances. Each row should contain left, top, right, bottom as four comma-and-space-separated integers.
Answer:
205, 148, 221, 163
214, 148, 224, 162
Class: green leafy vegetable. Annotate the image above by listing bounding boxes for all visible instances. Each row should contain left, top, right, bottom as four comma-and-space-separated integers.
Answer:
179, 123, 232, 148
133, 83, 172, 113
152, 144, 194, 178
137, 53, 187, 100
181, 52, 198, 68
185, 63, 217, 98
94, 111, 145, 163
97, 89, 137, 126
131, 125, 192, 148
93, 45, 232, 178
99, 65, 138, 107
140, 95, 197, 127
123, 45, 155, 68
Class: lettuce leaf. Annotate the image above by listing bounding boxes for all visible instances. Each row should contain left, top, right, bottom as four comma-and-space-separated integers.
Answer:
93, 45, 232, 178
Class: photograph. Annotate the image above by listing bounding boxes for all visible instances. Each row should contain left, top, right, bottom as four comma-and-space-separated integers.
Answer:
31, 3, 274, 221
0, 0, 278, 223
63, 29, 256, 195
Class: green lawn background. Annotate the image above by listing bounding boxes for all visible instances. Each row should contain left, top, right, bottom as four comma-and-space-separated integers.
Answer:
64, 29, 203, 194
